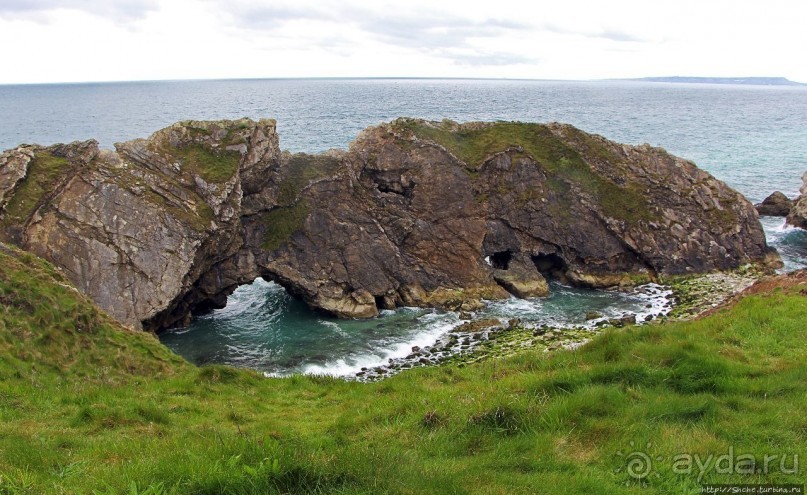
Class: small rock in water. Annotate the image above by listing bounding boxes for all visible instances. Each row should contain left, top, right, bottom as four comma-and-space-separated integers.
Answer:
755, 191, 792, 217
585, 311, 603, 320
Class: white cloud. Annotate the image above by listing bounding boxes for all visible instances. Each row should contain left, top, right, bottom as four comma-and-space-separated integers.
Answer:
0, 0, 805, 83
0, 0, 158, 22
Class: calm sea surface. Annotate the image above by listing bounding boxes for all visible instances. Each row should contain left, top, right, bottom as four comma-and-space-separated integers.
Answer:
2, 78, 806, 375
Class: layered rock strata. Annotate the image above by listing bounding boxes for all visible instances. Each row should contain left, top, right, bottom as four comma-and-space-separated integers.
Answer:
0, 118, 776, 330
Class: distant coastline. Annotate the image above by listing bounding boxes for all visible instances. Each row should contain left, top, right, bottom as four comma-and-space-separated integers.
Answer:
626, 76, 805, 86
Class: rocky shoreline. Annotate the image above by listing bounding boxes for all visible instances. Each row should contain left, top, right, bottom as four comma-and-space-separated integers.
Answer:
346, 267, 761, 381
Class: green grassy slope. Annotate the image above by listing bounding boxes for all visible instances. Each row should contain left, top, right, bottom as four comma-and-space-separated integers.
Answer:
0, 243, 805, 494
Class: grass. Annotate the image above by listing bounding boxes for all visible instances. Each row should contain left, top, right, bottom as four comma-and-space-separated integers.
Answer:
260, 201, 311, 251
277, 153, 341, 205
172, 144, 241, 184
393, 119, 654, 224
1, 243, 806, 493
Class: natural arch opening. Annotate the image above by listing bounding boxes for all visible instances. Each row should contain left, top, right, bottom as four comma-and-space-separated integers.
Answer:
532, 253, 568, 282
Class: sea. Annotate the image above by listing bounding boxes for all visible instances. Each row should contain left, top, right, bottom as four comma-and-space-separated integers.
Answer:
2, 78, 806, 377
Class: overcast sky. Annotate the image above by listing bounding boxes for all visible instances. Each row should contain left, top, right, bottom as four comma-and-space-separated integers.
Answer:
0, 0, 804, 84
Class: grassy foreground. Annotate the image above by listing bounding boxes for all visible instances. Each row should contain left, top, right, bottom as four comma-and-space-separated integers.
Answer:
0, 243, 805, 494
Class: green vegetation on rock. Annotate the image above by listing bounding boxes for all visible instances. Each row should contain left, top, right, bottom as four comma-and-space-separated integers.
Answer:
1, 245, 805, 494
277, 153, 341, 205
1, 151, 70, 228
174, 144, 241, 184
260, 201, 311, 251
394, 119, 654, 223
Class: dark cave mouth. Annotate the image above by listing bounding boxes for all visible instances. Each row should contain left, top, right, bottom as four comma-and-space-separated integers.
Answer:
486, 250, 569, 281
488, 251, 513, 270
532, 252, 569, 282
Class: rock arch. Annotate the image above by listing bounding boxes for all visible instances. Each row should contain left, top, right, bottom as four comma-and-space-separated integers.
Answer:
0, 118, 777, 331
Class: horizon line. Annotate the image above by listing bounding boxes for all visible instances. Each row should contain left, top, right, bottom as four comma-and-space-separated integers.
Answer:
0, 75, 804, 87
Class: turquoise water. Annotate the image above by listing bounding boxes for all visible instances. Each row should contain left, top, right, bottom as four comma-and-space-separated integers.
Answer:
2, 78, 806, 376
158, 279, 671, 376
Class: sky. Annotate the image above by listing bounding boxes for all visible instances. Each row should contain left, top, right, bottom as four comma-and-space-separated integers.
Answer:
0, 0, 805, 84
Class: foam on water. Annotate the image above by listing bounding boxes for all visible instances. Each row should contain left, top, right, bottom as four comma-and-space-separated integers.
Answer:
483, 282, 672, 330
299, 316, 459, 377
760, 216, 807, 271
163, 277, 674, 378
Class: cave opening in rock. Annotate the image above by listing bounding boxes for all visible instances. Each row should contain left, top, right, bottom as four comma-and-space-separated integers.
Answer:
532, 253, 568, 281
375, 294, 395, 311
489, 251, 513, 270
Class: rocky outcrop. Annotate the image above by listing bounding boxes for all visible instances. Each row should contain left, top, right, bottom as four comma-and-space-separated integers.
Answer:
0, 118, 777, 331
787, 172, 807, 229
0, 119, 280, 329
756, 191, 792, 216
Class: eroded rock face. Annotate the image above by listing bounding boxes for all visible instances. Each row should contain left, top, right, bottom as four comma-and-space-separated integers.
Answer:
0, 118, 777, 330
787, 172, 807, 229
0, 119, 280, 329
756, 191, 793, 217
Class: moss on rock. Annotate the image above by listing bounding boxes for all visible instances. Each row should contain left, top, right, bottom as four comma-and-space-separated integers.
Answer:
1, 151, 70, 227
261, 201, 311, 251
392, 119, 654, 224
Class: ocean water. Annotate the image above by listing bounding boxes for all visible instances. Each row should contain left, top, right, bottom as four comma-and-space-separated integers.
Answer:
2, 78, 806, 375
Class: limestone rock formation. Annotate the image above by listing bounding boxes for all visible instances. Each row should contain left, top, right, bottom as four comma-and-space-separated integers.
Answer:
0, 119, 280, 329
0, 118, 777, 331
787, 172, 807, 229
756, 191, 793, 216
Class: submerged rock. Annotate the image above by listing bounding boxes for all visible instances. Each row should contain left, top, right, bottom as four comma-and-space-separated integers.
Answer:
0, 118, 777, 331
756, 191, 792, 216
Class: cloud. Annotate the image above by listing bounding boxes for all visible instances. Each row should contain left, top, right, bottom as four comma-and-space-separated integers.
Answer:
214, 1, 538, 68
0, 0, 158, 22
543, 22, 647, 43
212, 2, 333, 30
443, 51, 539, 67
595, 29, 644, 42
357, 14, 531, 47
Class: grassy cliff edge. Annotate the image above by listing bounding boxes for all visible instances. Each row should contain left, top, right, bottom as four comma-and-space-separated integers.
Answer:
0, 244, 805, 494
